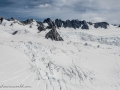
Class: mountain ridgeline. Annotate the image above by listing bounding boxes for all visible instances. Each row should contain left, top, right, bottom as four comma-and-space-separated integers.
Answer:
0, 17, 115, 41
20, 18, 110, 30
43, 18, 109, 29
29, 18, 109, 41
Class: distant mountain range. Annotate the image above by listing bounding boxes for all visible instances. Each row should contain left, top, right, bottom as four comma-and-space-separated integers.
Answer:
0, 16, 120, 41
4, 17, 120, 31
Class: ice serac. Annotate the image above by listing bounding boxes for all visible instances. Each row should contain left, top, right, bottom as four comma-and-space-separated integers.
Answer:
94, 22, 109, 29
45, 23, 64, 41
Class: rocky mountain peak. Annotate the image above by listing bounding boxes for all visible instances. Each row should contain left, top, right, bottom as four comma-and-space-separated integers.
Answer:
7, 17, 16, 21
45, 22, 63, 41
94, 22, 109, 29
21, 19, 35, 25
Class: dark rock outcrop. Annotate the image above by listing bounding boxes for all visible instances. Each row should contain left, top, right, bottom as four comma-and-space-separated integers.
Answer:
113, 24, 117, 26
55, 19, 63, 28
81, 20, 89, 29
57, 19, 82, 29
87, 22, 93, 25
5, 17, 110, 30
29, 25, 32, 28
44, 18, 83, 29
45, 23, 63, 41
118, 25, 120, 27
63, 20, 72, 28
12, 31, 18, 35
0, 16, 4, 24
94, 22, 109, 29
37, 22, 46, 32
21, 19, 34, 25
81, 25, 89, 29
7, 17, 15, 21
55, 19, 89, 29
43, 18, 54, 29
71, 19, 81, 29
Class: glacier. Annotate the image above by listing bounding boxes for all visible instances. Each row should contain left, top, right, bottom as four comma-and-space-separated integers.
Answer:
0, 19, 120, 90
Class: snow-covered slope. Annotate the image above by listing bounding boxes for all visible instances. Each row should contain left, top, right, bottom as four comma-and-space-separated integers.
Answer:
0, 19, 120, 90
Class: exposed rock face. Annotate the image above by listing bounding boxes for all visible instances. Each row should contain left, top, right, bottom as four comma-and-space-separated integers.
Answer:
55, 19, 63, 28
63, 20, 72, 28
55, 19, 89, 29
88, 22, 93, 25
29, 25, 32, 28
5, 17, 110, 30
43, 18, 110, 30
71, 19, 81, 29
55, 19, 81, 29
45, 23, 63, 41
81, 20, 89, 29
43, 18, 54, 29
7, 18, 23, 26
0, 16, 4, 24
94, 22, 109, 29
37, 22, 46, 32
21, 19, 34, 25
118, 25, 120, 27
7, 17, 15, 21
12, 31, 18, 35
113, 24, 117, 26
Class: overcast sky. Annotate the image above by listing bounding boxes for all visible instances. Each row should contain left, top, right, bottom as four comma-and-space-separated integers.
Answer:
0, 0, 120, 24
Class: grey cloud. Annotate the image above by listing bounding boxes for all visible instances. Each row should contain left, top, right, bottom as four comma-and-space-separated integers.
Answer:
0, 0, 120, 24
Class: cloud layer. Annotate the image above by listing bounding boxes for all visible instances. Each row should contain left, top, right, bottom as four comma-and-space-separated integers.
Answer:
35, 4, 51, 8
0, 0, 120, 24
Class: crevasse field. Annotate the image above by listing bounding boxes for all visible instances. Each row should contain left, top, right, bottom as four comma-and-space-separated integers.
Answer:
0, 19, 120, 90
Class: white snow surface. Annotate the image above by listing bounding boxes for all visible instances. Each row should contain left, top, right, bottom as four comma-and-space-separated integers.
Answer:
0, 19, 120, 90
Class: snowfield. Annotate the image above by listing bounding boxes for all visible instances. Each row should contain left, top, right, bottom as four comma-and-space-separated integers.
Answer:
0, 19, 120, 90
